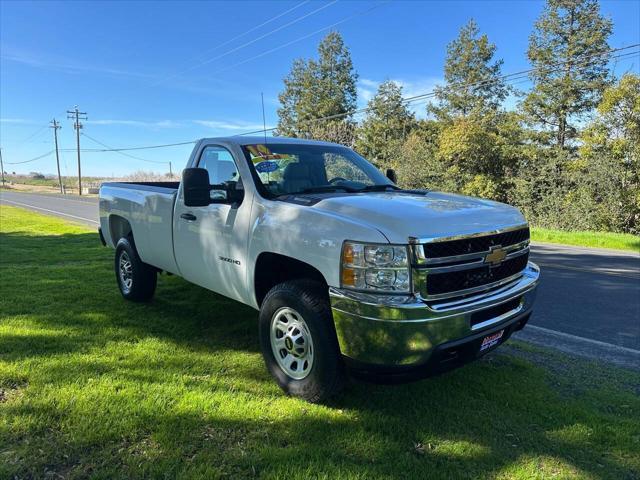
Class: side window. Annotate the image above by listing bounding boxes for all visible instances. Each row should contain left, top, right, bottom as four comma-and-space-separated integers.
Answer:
197, 145, 240, 185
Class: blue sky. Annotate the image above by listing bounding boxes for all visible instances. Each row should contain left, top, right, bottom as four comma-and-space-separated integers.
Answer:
1, 0, 638, 177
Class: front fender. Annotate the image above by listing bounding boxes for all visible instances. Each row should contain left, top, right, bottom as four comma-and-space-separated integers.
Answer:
247, 200, 388, 308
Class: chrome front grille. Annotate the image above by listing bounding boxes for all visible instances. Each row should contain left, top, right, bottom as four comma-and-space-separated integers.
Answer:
422, 226, 530, 258
412, 225, 531, 301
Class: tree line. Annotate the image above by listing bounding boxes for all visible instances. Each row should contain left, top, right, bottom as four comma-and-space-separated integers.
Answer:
275, 0, 639, 235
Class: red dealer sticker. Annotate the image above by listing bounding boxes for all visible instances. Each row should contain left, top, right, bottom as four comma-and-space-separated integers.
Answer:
479, 329, 505, 353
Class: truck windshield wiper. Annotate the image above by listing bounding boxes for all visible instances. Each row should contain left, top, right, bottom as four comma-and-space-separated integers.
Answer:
357, 184, 401, 192
298, 185, 359, 194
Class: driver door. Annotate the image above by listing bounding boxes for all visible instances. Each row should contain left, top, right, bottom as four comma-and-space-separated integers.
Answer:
174, 145, 247, 301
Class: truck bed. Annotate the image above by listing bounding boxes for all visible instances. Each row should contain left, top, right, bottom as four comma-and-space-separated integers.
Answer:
101, 181, 180, 192
99, 181, 180, 274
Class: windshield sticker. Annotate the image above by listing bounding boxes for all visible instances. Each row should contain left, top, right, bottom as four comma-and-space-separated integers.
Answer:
246, 144, 282, 160
255, 161, 279, 173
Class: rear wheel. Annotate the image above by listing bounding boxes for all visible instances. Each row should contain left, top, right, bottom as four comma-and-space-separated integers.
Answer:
259, 280, 344, 403
115, 237, 157, 302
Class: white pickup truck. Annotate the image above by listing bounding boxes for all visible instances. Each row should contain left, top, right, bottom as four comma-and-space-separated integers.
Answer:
99, 137, 539, 402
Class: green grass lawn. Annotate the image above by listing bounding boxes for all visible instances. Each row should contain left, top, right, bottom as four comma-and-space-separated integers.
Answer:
531, 227, 640, 252
1, 205, 639, 479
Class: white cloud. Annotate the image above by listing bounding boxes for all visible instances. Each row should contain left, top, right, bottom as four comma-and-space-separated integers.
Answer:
1, 45, 155, 80
86, 119, 183, 128
0, 118, 31, 124
193, 120, 274, 131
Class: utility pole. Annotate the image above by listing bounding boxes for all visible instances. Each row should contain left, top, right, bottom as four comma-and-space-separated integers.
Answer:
50, 119, 63, 194
67, 106, 87, 195
0, 148, 5, 188
169, 161, 173, 178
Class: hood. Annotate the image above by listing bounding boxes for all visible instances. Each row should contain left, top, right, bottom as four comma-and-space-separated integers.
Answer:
308, 191, 527, 244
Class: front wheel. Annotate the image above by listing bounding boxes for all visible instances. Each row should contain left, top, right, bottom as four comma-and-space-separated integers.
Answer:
114, 237, 157, 302
259, 280, 344, 403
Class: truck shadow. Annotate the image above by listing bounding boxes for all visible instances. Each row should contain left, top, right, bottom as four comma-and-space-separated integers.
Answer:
0, 233, 258, 359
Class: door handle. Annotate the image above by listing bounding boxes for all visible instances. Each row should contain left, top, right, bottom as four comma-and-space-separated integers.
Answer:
180, 213, 197, 221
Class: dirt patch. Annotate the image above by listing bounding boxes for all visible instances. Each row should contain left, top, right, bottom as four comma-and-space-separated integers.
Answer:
0, 380, 28, 403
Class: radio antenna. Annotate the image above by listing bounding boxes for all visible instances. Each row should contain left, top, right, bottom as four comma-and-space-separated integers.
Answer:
261, 92, 267, 144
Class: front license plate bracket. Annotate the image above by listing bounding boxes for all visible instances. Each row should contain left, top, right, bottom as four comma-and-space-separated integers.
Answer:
478, 329, 505, 354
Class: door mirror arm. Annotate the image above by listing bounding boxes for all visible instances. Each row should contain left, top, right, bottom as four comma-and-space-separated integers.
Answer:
386, 168, 397, 184
225, 181, 244, 207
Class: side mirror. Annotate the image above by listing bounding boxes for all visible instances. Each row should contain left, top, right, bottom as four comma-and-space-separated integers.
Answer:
182, 168, 210, 207
386, 168, 397, 184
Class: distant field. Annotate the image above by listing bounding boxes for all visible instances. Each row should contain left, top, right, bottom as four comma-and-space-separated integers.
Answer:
3, 175, 106, 186
1, 175, 105, 195
531, 227, 640, 252
1, 205, 638, 479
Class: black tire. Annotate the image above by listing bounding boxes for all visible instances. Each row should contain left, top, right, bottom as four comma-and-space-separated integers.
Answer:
259, 280, 344, 403
114, 236, 157, 302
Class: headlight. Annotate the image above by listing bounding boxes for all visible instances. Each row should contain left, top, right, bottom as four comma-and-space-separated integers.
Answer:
341, 242, 411, 293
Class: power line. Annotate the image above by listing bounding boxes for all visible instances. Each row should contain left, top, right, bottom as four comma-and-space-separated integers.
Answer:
12, 42, 635, 164
81, 132, 170, 164
152, 0, 337, 86
402, 45, 640, 105
48, 43, 638, 156
4, 150, 54, 165
196, 0, 311, 57
10, 110, 69, 146
60, 139, 197, 152
14, 124, 48, 145
391, 46, 639, 107
153, 0, 310, 85
208, 1, 389, 80
235, 43, 640, 136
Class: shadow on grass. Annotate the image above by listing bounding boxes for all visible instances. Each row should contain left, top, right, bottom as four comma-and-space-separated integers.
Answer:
0, 230, 260, 360
1, 230, 639, 479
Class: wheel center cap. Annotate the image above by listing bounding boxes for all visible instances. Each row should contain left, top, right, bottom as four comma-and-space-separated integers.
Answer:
284, 337, 293, 350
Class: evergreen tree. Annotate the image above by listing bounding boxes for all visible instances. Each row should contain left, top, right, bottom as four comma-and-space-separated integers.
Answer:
356, 80, 416, 163
523, 0, 612, 148
430, 19, 508, 120
427, 20, 511, 200
277, 32, 358, 138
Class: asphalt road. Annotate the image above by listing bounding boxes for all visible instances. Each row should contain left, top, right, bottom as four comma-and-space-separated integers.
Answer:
2, 190, 638, 366
0, 190, 99, 226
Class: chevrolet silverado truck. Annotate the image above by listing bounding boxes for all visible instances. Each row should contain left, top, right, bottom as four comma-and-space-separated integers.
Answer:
99, 137, 540, 402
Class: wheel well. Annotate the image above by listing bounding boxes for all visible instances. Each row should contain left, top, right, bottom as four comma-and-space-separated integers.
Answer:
254, 252, 327, 306
109, 215, 132, 245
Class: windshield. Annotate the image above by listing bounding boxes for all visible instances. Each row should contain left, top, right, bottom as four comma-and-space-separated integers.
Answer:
241, 143, 393, 197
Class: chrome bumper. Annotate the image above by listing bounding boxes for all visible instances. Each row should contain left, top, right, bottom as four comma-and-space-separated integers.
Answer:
329, 262, 540, 367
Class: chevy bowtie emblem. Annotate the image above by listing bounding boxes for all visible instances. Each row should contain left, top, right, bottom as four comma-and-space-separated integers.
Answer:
484, 246, 507, 265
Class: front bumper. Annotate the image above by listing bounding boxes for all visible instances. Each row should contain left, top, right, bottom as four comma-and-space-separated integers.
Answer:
329, 262, 540, 370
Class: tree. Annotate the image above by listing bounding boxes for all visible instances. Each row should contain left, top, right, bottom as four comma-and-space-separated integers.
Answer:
306, 121, 357, 148
430, 19, 508, 120
277, 32, 358, 138
390, 121, 444, 190
578, 73, 640, 233
438, 116, 497, 177
355, 80, 416, 164
523, 0, 612, 148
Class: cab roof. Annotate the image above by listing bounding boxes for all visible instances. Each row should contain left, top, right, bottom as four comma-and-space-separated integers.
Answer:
198, 136, 342, 148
